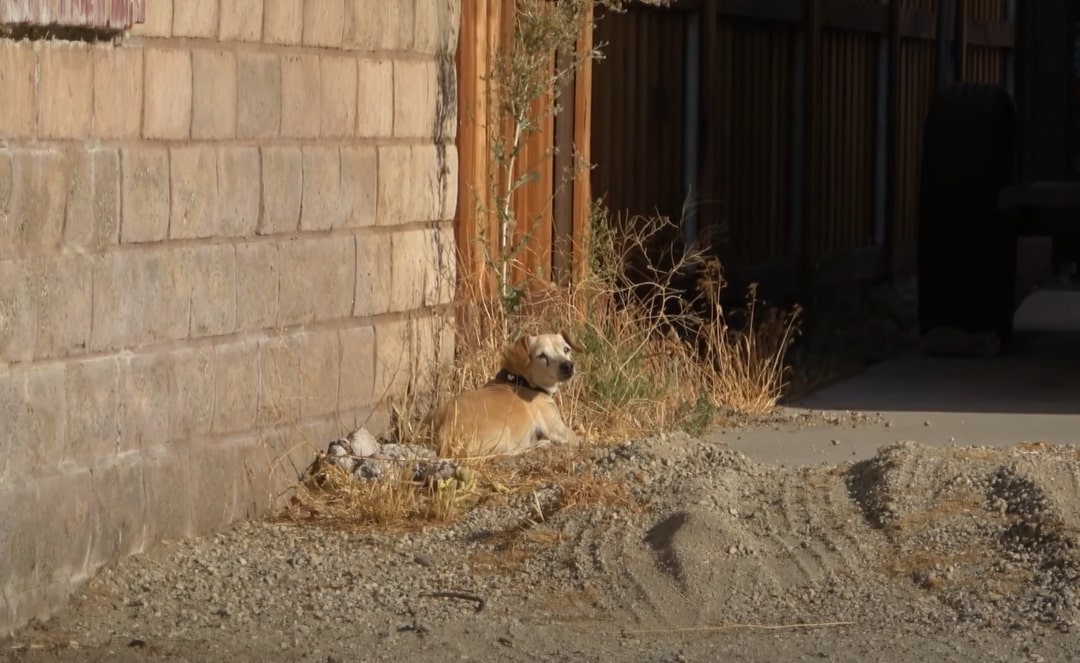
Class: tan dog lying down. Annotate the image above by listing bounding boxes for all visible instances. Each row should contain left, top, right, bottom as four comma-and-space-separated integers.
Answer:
425, 332, 582, 458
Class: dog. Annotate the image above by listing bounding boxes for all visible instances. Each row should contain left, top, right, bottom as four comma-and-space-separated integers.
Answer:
423, 331, 583, 458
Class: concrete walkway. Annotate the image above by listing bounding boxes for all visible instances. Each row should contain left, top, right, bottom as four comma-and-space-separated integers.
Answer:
710, 289, 1080, 466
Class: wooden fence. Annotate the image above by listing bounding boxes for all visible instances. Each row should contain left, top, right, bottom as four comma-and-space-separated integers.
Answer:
456, 0, 1016, 297
455, 0, 594, 298
590, 0, 1016, 293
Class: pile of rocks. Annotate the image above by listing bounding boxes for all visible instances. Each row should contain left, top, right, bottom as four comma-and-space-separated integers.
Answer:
313, 428, 459, 484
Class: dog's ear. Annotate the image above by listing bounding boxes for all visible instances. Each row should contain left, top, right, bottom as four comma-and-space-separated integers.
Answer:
560, 329, 583, 353
502, 335, 531, 373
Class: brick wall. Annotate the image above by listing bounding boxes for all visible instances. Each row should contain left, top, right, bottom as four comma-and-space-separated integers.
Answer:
0, 0, 460, 634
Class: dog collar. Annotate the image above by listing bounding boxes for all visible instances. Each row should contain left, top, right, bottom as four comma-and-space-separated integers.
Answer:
495, 369, 554, 396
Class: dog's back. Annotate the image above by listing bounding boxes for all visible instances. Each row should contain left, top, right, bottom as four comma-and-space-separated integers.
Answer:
429, 382, 545, 457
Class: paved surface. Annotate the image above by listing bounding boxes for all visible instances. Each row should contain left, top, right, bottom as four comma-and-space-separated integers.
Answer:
712, 289, 1080, 466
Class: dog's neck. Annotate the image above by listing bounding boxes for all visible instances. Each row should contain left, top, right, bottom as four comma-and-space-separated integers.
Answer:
495, 368, 555, 396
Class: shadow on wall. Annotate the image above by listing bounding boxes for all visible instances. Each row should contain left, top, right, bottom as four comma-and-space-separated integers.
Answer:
430, 0, 458, 314
796, 290, 1080, 416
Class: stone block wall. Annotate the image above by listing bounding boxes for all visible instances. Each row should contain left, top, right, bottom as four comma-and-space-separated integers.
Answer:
0, 0, 460, 634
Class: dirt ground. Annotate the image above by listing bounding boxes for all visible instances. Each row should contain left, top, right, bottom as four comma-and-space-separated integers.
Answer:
4, 423, 1080, 663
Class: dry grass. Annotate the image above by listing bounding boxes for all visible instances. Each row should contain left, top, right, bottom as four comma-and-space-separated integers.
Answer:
284, 207, 801, 531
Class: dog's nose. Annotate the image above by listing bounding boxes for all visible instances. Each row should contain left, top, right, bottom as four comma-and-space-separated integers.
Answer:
559, 361, 575, 379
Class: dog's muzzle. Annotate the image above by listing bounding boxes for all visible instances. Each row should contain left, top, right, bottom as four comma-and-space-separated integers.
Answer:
558, 361, 575, 380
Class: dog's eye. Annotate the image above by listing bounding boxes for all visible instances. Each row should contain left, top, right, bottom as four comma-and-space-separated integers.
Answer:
563, 346, 570, 353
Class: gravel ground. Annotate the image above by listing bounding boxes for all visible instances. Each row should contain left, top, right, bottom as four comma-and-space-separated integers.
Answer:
5, 430, 1080, 663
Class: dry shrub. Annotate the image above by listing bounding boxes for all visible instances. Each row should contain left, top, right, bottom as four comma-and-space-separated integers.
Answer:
447, 204, 802, 445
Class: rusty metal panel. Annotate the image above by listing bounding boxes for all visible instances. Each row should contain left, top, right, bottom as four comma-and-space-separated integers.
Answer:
0, 0, 144, 30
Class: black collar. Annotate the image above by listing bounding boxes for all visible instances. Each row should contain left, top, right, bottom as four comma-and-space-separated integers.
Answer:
494, 369, 553, 395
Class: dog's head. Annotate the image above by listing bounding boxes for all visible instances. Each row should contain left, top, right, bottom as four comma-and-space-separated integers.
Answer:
502, 330, 581, 393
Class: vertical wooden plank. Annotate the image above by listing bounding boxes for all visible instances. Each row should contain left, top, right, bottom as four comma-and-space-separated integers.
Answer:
698, 0, 720, 252
571, 1, 594, 284
802, 0, 822, 269
885, 0, 903, 276
552, 46, 576, 285
955, 0, 967, 82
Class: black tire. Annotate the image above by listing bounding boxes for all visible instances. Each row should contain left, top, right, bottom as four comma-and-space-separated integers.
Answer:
917, 83, 1018, 344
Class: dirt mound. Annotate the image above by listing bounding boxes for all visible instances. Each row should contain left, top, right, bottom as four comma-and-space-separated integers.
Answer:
847, 442, 1080, 628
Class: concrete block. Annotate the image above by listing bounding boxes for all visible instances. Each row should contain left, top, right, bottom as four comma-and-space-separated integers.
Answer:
219, 0, 262, 41
375, 144, 412, 225
296, 330, 340, 419
172, 0, 218, 38
355, 57, 393, 138
91, 250, 191, 351
117, 353, 171, 452
3, 149, 67, 258
320, 55, 357, 138
188, 442, 248, 535
259, 146, 302, 235
120, 147, 170, 244
31, 255, 93, 359
277, 237, 355, 326
232, 434, 278, 516
143, 48, 192, 140
354, 232, 392, 317
280, 54, 321, 139
299, 147, 344, 231
64, 149, 121, 250
213, 340, 260, 435
88, 453, 147, 566
38, 42, 94, 139
186, 244, 237, 337
0, 365, 66, 479
169, 146, 219, 240
340, 146, 376, 228
414, 0, 461, 55
391, 226, 456, 310
237, 53, 281, 139
389, 229, 428, 312
428, 225, 457, 306
258, 335, 301, 426
217, 148, 261, 237
339, 324, 376, 411
141, 445, 195, 543
413, 142, 458, 223
0, 258, 37, 365
93, 46, 143, 139
411, 311, 454, 393
132, 0, 173, 37
64, 356, 121, 463
263, 0, 303, 45
0, 39, 36, 137
235, 241, 279, 331
23, 470, 94, 586
191, 48, 237, 140
303, 0, 344, 48
168, 345, 216, 441
374, 318, 410, 401
344, 0, 413, 51
393, 59, 436, 139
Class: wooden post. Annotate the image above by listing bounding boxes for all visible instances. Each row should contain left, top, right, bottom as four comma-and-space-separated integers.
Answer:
954, 0, 968, 83
885, 0, 903, 277
553, 46, 576, 285
801, 0, 822, 271
571, 2, 595, 285
698, 0, 720, 254
455, 0, 491, 296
